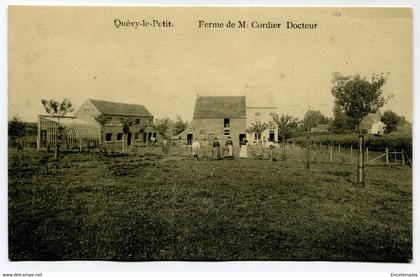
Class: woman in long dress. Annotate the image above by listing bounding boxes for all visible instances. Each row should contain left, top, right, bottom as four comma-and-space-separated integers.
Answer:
225, 136, 234, 159
239, 137, 248, 158
212, 137, 222, 160
192, 138, 200, 159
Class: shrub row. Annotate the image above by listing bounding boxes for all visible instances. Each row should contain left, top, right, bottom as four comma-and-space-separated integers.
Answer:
290, 134, 412, 154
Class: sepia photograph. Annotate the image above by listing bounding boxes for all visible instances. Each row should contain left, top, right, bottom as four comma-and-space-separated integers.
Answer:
7, 6, 412, 263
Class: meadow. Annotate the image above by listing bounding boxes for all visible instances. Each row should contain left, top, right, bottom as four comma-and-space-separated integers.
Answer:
8, 146, 412, 261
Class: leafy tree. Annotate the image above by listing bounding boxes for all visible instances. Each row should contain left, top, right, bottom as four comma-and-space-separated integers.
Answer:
172, 115, 189, 136
95, 114, 110, 147
41, 98, 75, 159
331, 73, 389, 133
301, 110, 328, 132
331, 73, 388, 186
272, 114, 299, 159
154, 118, 171, 139
246, 121, 268, 141
331, 101, 355, 133
381, 110, 399, 134
8, 116, 26, 148
120, 117, 135, 151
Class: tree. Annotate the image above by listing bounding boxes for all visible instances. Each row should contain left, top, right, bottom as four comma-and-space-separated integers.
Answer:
246, 121, 268, 141
8, 116, 26, 148
381, 110, 399, 134
301, 110, 328, 132
331, 73, 389, 133
41, 98, 75, 159
120, 117, 135, 151
272, 114, 298, 160
172, 115, 189, 136
95, 114, 110, 148
154, 118, 171, 139
331, 101, 355, 133
331, 73, 388, 186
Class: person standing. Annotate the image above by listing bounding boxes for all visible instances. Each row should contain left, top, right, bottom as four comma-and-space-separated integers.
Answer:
192, 138, 200, 159
239, 137, 248, 158
212, 137, 222, 160
225, 136, 234, 159
267, 138, 275, 161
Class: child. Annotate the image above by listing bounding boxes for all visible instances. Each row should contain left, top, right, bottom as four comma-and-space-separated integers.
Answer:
192, 138, 200, 159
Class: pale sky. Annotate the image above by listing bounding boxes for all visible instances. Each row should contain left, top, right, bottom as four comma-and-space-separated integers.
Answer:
8, 7, 412, 122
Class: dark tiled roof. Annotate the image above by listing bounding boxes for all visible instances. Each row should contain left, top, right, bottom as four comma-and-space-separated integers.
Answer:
193, 96, 246, 119
89, 99, 153, 117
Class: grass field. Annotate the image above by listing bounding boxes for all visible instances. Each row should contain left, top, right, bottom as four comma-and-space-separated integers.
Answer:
8, 147, 412, 262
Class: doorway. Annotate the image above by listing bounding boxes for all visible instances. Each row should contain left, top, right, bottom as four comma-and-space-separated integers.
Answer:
239, 133, 246, 143
127, 132, 132, 146
269, 131, 275, 142
187, 134, 193, 145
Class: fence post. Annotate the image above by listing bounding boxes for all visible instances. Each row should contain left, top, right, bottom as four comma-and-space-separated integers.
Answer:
350, 145, 353, 161
329, 145, 333, 163
357, 135, 365, 186
394, 151, 397, 165
292, 141, 295, 157
305, 136, 310, 170
402, 149, 405, 166
338, 144, 341, 155
385, 148, 389, 165
366, 147, 369, 163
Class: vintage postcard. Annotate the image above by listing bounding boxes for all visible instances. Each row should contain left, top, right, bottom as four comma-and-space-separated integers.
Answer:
8, 6, 412, 262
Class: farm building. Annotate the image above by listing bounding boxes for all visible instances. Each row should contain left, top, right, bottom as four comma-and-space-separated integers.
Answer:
37, 99, 158, 151
178, 93, 278, 145
360, 111, 385, 135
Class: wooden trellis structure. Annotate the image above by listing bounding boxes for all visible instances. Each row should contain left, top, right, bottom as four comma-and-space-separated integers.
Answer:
37, 115, 101, 152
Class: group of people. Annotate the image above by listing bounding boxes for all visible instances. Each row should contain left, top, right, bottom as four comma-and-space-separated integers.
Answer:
191, 136, 276, 161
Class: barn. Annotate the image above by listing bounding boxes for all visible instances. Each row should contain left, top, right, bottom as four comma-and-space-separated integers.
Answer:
178, 93, 279, 145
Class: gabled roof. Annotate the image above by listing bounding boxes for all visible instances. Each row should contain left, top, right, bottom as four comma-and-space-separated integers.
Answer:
88, 99, 153, 117
193, 96, 246, 119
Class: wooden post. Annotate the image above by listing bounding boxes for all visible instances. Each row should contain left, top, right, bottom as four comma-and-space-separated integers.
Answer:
292, 141, 295, 157
338, 144, 341, 155
357, 135, 365, 186
366, 147, 369, 163
37, 115, 41, 151
79, 139, 83, 152
306, 136, 310, 170
402, 149, 405, 166
385, 148, 389, 165
394, 151, 397, 165
329, 145, 333, 163
350, 145, 353, 160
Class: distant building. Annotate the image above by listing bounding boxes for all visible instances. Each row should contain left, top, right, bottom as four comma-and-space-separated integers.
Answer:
37, 99, 157, 151
310, 124, 330, 134
360, 111, 384, 135
178, 93, 278, 145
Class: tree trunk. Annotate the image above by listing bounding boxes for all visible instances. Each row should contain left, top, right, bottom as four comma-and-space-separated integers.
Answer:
305, 135, 310, 170
357, 134, 365, 186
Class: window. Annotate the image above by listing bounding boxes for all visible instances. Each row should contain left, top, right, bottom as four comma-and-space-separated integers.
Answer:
224, 129, 230, 135
116, 133, 123, 141
269, 112, 275, 116
135, 118, 140, 125
224, 118, 230, 128
255, 112, 261, 116
40, 130, 47, 141
134, 133, 140, 140
254, 133, 261, 140
105, 133, 113, 142
199, 130, 205, 135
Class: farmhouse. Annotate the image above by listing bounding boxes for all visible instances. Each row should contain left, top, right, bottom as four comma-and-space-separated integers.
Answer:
178, 94, 278, 145
360, 111, 385, 135
37, 99, 158, 151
